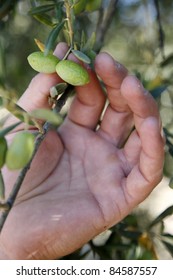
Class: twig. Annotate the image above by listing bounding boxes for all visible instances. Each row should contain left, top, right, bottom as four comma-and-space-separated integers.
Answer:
154, 0, 165, 59
0, 85, 73, 233
64, 0, 74, 48
96, 0, 119, 52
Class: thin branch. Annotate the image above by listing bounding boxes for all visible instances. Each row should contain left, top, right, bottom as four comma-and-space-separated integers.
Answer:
96, 0, 119, 52
0, 85, 73, 233
154, 0, 165, 59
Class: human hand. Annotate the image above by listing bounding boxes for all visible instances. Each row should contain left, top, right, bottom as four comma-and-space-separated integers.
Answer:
0, 43, 164, 259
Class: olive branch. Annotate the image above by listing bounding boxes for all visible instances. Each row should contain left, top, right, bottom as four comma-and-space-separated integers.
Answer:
0, 0, 118, 234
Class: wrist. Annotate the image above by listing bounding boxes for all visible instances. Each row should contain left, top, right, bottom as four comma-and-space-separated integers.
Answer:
0, 243, 9, 260
0, 250, 9, 260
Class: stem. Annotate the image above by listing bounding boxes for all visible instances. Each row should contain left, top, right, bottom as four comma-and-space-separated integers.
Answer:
0, 171, 5, 201
0, 85, 73, 233
64, 0, 74, 47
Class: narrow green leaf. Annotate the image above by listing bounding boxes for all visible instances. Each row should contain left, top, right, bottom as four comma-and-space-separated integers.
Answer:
72, 50, 91, 64
44, 20, 66, 56
5, 103, 34, 125
33, 14, 55, 27
0, 137, 7, 169
55, 1, 64, 22
29, 4, 55, 15
162, 233, 173, 240
162, 241, 173, 257
149, 205, 173, 228
0, 121, 21, 138
160, 53, 173, 67
29, 109, 63, 125
82, 32, 96, 52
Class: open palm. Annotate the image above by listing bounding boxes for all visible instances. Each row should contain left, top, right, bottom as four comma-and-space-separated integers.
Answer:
0, 43, 164, 259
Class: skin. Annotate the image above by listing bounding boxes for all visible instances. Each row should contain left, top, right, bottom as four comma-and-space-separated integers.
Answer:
0, 43, 164, 260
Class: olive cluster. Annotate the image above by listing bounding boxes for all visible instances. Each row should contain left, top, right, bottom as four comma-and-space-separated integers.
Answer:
27, 51, 90, 86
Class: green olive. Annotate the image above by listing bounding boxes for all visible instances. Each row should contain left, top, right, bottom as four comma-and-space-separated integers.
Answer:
0, 137, 7, 169
56, 60, 89, 86
6, 132, 35, 170
27, 51, 60, 73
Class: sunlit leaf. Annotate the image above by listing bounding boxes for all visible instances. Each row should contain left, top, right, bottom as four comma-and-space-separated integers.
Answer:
34, 38, 45, 52
33, 14, 55, 27
72, 49, 91, 64
29, 109, 63, 125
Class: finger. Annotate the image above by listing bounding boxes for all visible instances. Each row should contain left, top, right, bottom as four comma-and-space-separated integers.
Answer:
95, 52, 132, 146
120, 75, 160, 128
95, 52, 128, 111
120, 129, 141, 175
68, 69, 106, 129
121, 75, 162, 174
123, 117, 164, 206
67, 55, 106, 129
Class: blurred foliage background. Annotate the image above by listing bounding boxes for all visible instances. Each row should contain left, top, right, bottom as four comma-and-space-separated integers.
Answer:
1, 0, 173, 260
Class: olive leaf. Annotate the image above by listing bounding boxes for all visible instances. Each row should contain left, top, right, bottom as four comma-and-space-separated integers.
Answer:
33, 14, 55, 27
50, 83, 68, 98
4, 102, 34, 126
44, 20, 66, 56
148, 205, 173, 229
82, 32, 96, 52
0, 121, 21, 138
72, 49, 91, 64
34, 38, 45, 52
0, 137, 7, 170
161, 241, 173, 257
29, 109, 63, 126
29, 4, 55, 15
